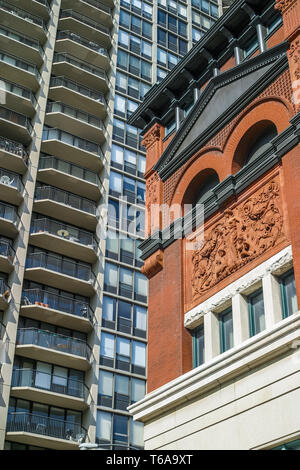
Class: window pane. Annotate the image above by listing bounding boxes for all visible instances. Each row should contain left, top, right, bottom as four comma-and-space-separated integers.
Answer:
99, 370, 113, 396
249, 290, 265, 336
97, 411, 111, 441
220, 309, 233, 353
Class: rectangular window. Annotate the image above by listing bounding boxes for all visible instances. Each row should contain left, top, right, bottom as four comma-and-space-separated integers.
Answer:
279, 269, 298, 318
248, 289, 265, 337
219, 308, 233, 353
193, 324, 204, 367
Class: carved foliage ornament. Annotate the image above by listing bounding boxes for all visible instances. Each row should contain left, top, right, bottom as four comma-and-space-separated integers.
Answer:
142, 124, 161, 151
191, 181, 284, 298
289, 38, 300, 79
275, 0, 297, 13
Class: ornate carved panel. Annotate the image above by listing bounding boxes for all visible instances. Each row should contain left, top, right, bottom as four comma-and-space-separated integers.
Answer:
184, 175, 288, 310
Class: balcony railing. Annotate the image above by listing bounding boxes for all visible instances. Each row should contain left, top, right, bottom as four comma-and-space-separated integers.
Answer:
0, 0, 47, 31
1, 79, 37, 106
22, 288, 94, 323
0, 107, 33, 133
26, 251, 96, 284
56, 30, 108, 57
60, 9, 110, 36
81, 0, 111, 14
7, 412, 87, 442
0, 26, 44, 55
39, 154, 102, 187
0, 51, 41, 81
42, 127, 103, 158
53, 52, 107, 81
0, 168, 24, 193
50, 76, 106, 105
12, 368, 89, 400
0, 201, 19, 225
0, 239, 15, 260
46, 101, 104, 130
0, 279, 10, 298
35, 185, 97, 215
0, 136, 29, 163
17, 328, 91, 359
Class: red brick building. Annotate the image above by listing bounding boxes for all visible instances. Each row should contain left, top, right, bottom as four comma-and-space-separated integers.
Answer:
128, 0, 300, 450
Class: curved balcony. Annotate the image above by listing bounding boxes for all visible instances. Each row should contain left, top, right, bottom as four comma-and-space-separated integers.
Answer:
0, 279, 10, 310
0, 1, 47, 42
6, 412, 87, 450
0, 107, 32, 145
0, 26, 44, 67
29, 217, 98, 264
55, 30, 109, 70
16, 328, 91, 371
48, 76, 106, 118
21, 288, 93, 333
0, 51, 40, 91
0, 79, 37, 118
41, 127, 103, 172
0, 240, 14, 273
61, 0, 113, 27
38, 154, 102, 201
59, 10, 111, 47
0, 136, 28, 174
33, 185, 98, 231
8, 0, 51, 19
45, 101, 105, 144
0, 202, 19, 238
11, 368, 89, 411
0, 168, 24, 206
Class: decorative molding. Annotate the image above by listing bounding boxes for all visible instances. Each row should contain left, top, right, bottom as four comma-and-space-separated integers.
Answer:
141, 250, 164, 279
275, 0, 297, 14
142, 124, 161, 151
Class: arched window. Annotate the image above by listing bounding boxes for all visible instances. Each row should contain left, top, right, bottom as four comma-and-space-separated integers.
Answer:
245, 124, 277, 165
194, 173, 220, 206
181, 169, 220, 207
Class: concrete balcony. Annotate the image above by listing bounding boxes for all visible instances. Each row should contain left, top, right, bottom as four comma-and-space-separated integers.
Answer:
52, 53, 108, 93
48, 76, 107, 118
38, 154, 102, 201
29, 217, 98, 264
0, 26, 44, 67
7, 0, 51, 19
0, 168, 24, 206
0, 107, 32, 145
0, 279, 10, 310
61, 0, 113, 28
6, 412, 87, 450
58, 9, 111, 47
0, 240, 14, 273
21, 288, 94, 333
0, 51, 41, 92
41, 127, 104, 172
0, 136, 28, 174
0, 202, 19, 238
25, 251, 96, 297
0, 0, 47, 43
11, 368, 89, 411
33, 185, 98, 231
16, 328, 91, 371
45, 101, 105, 144
55, 30, 109, 71
0, 79, 37, 118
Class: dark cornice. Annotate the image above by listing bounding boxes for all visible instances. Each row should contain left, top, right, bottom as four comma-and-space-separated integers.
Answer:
156, 43, 289, 181
138, 113, 300, 261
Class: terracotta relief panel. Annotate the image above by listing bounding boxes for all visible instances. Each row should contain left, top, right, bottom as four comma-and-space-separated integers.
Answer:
184, 173, 289, 311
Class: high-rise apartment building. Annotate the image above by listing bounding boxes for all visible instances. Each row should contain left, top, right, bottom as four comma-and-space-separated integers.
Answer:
0, 0, 223, 450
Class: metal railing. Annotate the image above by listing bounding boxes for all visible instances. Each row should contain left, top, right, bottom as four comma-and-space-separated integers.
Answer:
0, 201, 19, 226
17, 328, 91, 359
35, 185, 97, 215
0, 107, 33, 133
46, 101, 104, 130
50, 76, 106, 104
0, 136, 28, 162
56, 30, 108, 57
0, 79, 37, 106
0, 51, 40, 80
0, 168, 23, 192
52, 52, 107, 81
0, 279, 10, 299
22, 288, 94, 323
0, 25, 44, 54
0, 0, 47, 31
82, 0, 111, 14
12, 368, 88, 400
7, 412, 87, 442
26, 251, 96, 284
60, 9, 110, 36
42, 126, 103, 157
0, 239, 15, 260
31, 217, 97, 249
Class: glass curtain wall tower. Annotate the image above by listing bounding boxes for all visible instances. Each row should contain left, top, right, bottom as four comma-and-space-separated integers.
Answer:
0, 0, 223, 450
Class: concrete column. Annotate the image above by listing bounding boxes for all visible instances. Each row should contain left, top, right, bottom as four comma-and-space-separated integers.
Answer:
204, 311, 220, 361
194, 87, 200, 102
175, 106, 184, 131
256, 23, 267, 53
262, 273, 283, 329
232, 293, 250, 346
234, 46, 243, 65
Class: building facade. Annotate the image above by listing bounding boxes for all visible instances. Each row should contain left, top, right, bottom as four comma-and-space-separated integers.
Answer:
128, 0, 300, 450
0, 0, 224, 451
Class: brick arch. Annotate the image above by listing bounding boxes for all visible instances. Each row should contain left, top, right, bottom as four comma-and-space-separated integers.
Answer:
171, 149, 227, 207
224, 98, 292, 174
